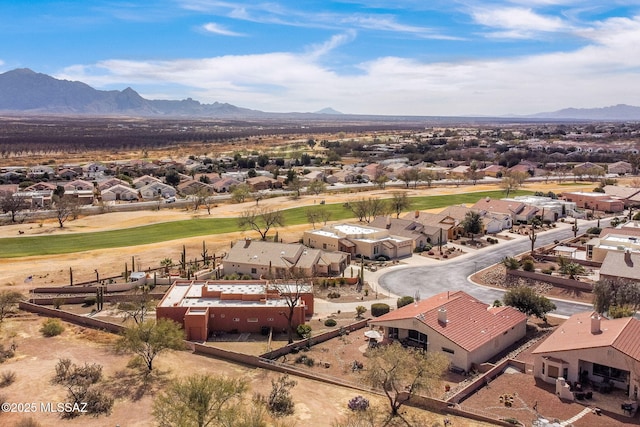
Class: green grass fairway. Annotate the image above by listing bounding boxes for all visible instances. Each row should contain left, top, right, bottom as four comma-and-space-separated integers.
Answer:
0, 190, 531, 258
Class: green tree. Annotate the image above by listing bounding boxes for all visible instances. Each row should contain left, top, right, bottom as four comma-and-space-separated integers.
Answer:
230, 183, 251, 203
0, 290, 23, 324
557, 256, 586, 279
116, 319, 185, 372
364, 342, 449, 420
503, 286, 556, 321
355, 305, 367, 319
153, 374, 252, 427
396, 296, 414, 308
461, 211, 483, 242
593, 279, 640, 314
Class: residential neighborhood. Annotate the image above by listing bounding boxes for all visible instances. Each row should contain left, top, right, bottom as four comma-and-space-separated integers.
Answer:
4, 122, 640, 426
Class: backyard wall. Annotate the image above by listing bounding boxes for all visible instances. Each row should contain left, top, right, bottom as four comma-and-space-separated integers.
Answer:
506, 269, 593, 292
18, 301, 125, 334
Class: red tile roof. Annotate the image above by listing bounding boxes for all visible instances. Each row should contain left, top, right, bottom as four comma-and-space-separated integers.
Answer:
533, 311, 640, 361
370, 291, 526, 351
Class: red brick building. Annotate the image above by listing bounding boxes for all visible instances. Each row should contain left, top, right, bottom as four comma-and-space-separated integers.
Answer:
156, 279, 313, 341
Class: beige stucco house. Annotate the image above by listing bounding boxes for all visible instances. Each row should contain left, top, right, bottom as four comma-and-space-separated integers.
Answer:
369, 291, 527, 372
303, 223, 413, 260
532, 311, 640, 401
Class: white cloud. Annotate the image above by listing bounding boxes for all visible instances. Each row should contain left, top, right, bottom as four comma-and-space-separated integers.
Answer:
472, 7, 570, 38
56, 15, 640, 116
201, 22, 244, 36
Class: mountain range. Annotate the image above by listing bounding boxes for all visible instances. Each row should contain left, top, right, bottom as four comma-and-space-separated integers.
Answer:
0, 68, 638, 121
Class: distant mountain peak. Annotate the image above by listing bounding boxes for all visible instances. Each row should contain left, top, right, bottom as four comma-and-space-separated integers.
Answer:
0, 68, 261, 118
314, 107, 343, 115
529, 104, 640, 120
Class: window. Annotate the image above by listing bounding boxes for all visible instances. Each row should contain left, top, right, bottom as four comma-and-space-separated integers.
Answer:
247, 318, 258, 323
233, 317, 240, 322
389, 327, 399, 339
442, 347, 455, 354
267, 317, 274, 322
542, 363, 545, 375
323, 243, 327, 249
408, 329, 427, 347
251, 268, 257, 274
593, 363, 629, 381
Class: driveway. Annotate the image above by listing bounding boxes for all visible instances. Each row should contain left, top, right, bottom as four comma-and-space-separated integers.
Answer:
376, 219, 609, 317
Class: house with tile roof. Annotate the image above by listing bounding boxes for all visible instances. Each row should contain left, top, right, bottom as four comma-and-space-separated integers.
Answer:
223, 239, 350, 279
532, 311, 640, 400
599, 251, 640, 283
471, 197, 539, 224
404, 211, 461, 240
368, 290, 527, 372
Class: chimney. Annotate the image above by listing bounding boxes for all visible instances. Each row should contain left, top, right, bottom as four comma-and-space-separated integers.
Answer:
590, 314, 601, 334
244, 238, 252, 248
438, 307, 448, 324
386, 216, 391, 229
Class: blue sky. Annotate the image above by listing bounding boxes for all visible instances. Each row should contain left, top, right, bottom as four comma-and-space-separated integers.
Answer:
2, 0, 640, 116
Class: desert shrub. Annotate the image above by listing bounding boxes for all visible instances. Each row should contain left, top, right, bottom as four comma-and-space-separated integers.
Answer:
266, 375, 296, 417
324, 318, 337, 327
83, 296, 96, 307
397, 296, 415, 308
549, 265, 556, 271
327, 291, 341, 299
0, 344, 16, 363
15, 418, 42, 427
428, 251, 434, 255
52, 297, 65, 309
371, 303, 390, 317
296, 324, 312, 338
522, 259, 535, 272
347, 395, 370, 411
502, 257, 520, 270
40, 318, 65, 337
542, 269, 553, 275
0, 370, 16, 387
586, 227, 601, 235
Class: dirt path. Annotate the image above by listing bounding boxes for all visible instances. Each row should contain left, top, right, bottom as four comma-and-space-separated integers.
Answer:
0, 182, 588, 293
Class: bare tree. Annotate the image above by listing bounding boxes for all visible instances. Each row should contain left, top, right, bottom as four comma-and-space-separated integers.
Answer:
53, 195, 78, 228
270, 277, 312, 344
349, 197, 388, 223
307, 179, 326, 195
0, 191, 28, 223
364, 342, 449, 421
238, 207, 285, 241
389, 192, 411, 218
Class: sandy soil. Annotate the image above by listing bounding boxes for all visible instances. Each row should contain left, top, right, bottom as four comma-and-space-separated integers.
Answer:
0, 182, 591, 294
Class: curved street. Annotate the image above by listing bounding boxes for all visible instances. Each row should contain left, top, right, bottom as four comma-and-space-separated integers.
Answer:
377, 218, 611, 317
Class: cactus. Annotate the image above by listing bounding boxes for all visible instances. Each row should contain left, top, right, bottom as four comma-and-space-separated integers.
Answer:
529, 227, 537, 254
201, 241, 208, 265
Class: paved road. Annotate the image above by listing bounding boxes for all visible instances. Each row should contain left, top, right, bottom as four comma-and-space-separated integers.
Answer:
378, 219, 611, 317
